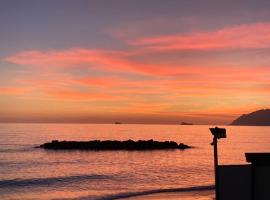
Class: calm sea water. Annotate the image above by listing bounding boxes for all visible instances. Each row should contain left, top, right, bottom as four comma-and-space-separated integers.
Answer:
0, 123, 270, 200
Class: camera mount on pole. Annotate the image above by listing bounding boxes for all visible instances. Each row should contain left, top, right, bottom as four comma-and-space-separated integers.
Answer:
209, 127, 226, 200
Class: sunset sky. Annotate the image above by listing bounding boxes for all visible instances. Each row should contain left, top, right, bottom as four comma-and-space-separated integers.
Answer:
1, 0, 270, 124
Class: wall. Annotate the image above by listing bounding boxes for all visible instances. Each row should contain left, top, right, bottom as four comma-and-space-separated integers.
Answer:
254, 165, 270, 200
218, 164, 252, 200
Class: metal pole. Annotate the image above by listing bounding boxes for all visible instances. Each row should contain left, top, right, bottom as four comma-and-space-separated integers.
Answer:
213, 136, 220, 200
210, 127, 226, 200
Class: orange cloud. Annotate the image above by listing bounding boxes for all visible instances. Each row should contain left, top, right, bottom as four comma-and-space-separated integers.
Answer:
5, 47, 270, 102
0, 87, 31, 95
7, 62, 270, 101
46, 89, 115, 100
76, 77, 127, 87
129, 22, 270, 51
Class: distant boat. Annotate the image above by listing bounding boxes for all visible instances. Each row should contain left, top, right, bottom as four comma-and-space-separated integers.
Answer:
181, 122, 193, 125
114, 121, 122, 124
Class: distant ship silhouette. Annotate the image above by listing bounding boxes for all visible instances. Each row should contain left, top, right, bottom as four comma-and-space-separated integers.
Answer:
181, 122, 193, 125
114, 121, 122, 124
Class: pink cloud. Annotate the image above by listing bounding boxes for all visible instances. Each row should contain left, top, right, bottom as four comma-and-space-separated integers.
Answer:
6, 48, 270, 78
129, 22, 270, 51
5, 49, 125, 68
4, 49, 152, 75
4, 48, 193, 76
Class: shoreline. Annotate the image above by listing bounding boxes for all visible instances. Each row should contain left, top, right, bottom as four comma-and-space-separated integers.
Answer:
94, 185, 214, 200
119, 190, 215, 200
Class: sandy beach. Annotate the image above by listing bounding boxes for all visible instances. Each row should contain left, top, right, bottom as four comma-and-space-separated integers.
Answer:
121, 190, 214, 200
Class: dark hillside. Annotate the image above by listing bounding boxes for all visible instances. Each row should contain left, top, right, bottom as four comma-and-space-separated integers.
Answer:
231, 109, 270, 126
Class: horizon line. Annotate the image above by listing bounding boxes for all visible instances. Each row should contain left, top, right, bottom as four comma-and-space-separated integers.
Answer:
0, 121, 227, 126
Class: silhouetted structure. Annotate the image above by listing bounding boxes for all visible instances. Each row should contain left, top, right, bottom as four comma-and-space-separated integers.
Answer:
231, 109, 270, 126
219, 153, 270, 200
210, 127, 227, 200
39, 139, 191, 150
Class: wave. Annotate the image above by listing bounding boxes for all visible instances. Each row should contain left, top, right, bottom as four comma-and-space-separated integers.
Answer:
96, 185, 215, 200
0, 174, 111, 188
0, 144, 36, 153
0, 148, 34, 153
58, 185, 214, 200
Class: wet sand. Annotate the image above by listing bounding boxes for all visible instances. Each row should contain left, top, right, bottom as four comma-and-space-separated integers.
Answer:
121, 190, 214, 200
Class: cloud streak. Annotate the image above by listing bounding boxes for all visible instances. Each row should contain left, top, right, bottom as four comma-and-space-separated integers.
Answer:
5, 48, 270, 78
129, 23, 270, 51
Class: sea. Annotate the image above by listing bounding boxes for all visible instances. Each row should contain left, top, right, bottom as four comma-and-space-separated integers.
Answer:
1, 123, 270, 200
